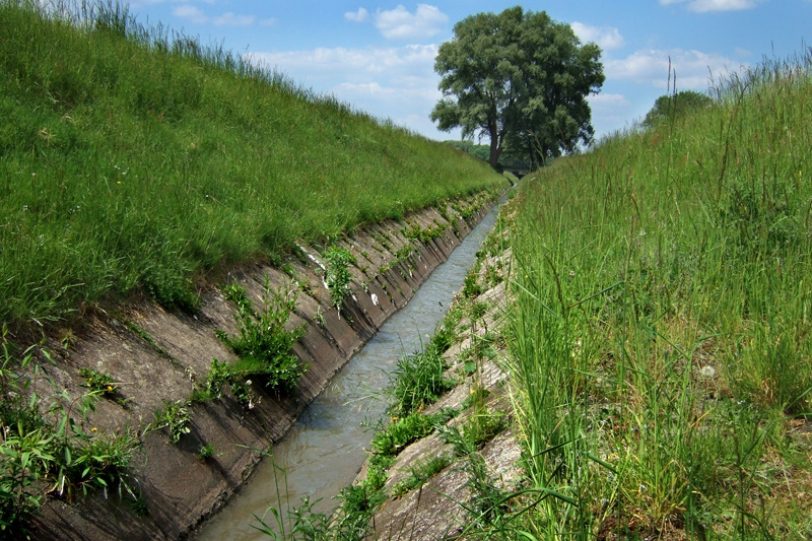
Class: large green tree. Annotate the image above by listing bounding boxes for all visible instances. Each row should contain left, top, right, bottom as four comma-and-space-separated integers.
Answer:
431, 7, 604, 168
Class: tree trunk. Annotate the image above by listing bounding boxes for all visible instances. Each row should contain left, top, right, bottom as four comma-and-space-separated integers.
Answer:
488, 137, 502, 169
488, 132, 502, 168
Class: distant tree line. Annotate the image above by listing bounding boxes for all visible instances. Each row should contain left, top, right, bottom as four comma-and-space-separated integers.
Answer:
444, 140, 532, 173
643, 90, 715, 128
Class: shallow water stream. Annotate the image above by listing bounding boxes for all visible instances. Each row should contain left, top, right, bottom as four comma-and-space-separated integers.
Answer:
196, 204, 501, 541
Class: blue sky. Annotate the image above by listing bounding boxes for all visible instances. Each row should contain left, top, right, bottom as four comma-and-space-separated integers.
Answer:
126, 1, 812, 142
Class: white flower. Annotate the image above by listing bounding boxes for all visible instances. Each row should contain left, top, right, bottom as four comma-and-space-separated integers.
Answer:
699, 365, 716, 378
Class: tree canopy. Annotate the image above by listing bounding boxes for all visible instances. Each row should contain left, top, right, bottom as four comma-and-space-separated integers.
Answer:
431, 7, 604, 169
642, 90, 715, 128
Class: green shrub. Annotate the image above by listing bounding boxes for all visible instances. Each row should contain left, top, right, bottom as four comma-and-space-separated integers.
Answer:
219, 284, 304, 393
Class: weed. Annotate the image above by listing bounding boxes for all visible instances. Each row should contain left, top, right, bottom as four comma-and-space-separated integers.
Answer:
220, 283, 304, 393
323, 246, 356, 311
231, 378, 260, 410
190, 358, 230, 403
390, 454, 452, 497
78, 367, 118, 398
371, 413, 437, 457
1, 332, 138, 532
388, 347, 453, 418
153, 400, 191, 444
197, 443, 216, 461
463, 269, 483, 299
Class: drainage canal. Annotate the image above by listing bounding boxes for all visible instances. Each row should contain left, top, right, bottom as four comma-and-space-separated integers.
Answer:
196, 202, 502, 541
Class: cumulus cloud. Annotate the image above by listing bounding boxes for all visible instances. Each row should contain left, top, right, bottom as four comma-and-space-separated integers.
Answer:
246, 44, 439, 75
345, 7, 369, 23
606, 48, 745, 89
173, 4, 270, 27
659, 0, 759, 12
173, 4, 207, 24
571, 22, 624, 50
375, 4, 448, 40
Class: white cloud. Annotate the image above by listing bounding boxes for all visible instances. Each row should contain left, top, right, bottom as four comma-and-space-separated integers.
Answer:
571, 22, 624, 50
345, 7, 369, 23
173, 4, 266, 27
588, 93, 629, 106
659, 0, 759, 12
375, 4, 448, 40
212, 12, 255, 27
173, 4, 207, 24
246, 44, 439, 75
606, 48, 745, 89
335, 82, 396, 97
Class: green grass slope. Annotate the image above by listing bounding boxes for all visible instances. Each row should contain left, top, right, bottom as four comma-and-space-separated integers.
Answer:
0, 1, 504, 333
506, 55, 812, 538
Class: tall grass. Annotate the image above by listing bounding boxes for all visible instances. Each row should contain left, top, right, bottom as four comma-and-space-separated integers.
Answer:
505, 51, 812, 539
0, 0, 504, 334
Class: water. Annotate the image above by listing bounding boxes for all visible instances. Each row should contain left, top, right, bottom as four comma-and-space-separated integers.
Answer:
196, 204, 501, 541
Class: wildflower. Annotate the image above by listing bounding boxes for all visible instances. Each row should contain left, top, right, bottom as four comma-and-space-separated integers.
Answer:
91, 427, 97, 432
699, 365, 716, 378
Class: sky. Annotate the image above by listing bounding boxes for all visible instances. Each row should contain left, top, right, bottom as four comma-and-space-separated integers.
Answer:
125, 0, 812, 142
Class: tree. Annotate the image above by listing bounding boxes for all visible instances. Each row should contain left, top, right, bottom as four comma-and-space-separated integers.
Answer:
642, 90, 714, 128
431, 7, 604, 168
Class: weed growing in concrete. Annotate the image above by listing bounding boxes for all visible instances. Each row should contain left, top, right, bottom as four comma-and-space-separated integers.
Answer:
390, 454, 452, 497
388, 347, 453, 418
190, 358, 230, 403
153, 400, 191, 444
220, 283, 304, 393
323, 247, 356, 311
78, 367, 119, 398
197, 443, 216, 461
1, 333, 138, 533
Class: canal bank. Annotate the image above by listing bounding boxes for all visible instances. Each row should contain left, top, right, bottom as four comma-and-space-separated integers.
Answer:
29, 190, 503, 541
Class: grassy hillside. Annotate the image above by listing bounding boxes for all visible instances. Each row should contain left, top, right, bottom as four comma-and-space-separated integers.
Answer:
0, 1, 504, 334
506, 54, 812, 538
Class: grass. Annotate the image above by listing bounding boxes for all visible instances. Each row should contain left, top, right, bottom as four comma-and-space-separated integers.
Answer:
501, 52, 812, 539
0, 0, 505, 337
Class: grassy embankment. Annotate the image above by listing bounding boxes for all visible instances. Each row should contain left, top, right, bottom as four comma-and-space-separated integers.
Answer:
0, 0, 504, 339
505, 54, 812, 538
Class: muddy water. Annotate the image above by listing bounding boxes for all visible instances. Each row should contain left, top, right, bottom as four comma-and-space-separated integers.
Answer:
196, 204, 501, 541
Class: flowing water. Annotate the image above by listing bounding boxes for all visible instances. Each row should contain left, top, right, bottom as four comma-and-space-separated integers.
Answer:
196, 203, 501, 541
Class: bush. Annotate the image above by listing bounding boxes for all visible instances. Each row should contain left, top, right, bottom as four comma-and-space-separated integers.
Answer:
219, 283, 305, 393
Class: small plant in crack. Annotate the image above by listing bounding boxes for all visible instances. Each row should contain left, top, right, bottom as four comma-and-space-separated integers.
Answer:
324, 246, 356, 312
190, 358, 231, 403
197, 443, 216, 461
153, 400, 192, 444
79, 367, 120, 399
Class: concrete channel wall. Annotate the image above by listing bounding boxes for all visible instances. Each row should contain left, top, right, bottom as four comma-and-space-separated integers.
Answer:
28, 192, 497, 541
